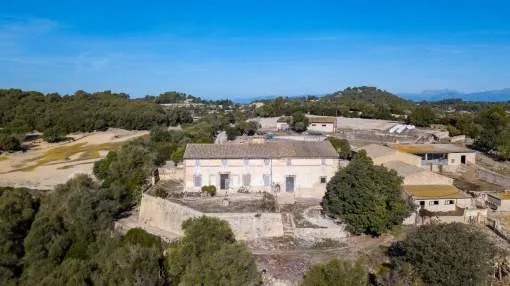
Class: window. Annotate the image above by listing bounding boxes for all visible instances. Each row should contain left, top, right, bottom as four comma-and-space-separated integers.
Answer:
321, 159, 327, 166
287, 159, 292, 166
264, 159, 270, 166
311, 123, 317, 126
320, 176, 327, 184
429, 201, 439, 205
419, 201, 425, 206
242, 174, 251, 187
194, 160, 200, 167
244, 159, 250, 166
322, 124, 327, 127
193, 175, 202, 187
263, 174, 271, 186
446, 200, 455, 205
222, 159, 228, 167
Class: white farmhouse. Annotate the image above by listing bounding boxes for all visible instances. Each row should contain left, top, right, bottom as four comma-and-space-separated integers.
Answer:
182, 140, 339, 200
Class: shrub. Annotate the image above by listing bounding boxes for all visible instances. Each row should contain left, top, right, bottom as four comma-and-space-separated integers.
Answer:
154, 187, 168, 199
123, 228, 163, 249
302, 259, 368, 286
389, 223, 499, 286
201, 185, 217, 197
260, 192, 276, 212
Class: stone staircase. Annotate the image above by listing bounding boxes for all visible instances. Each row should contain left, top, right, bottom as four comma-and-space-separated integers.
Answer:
281, 212, 295, 236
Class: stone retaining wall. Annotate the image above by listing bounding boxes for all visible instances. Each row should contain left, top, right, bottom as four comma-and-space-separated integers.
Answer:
476, 165, 510, 188
139, 194, 284, 240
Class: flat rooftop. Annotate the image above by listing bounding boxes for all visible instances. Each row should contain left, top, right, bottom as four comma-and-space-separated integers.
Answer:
393, 144, 475, 154
404, 185, 469, 199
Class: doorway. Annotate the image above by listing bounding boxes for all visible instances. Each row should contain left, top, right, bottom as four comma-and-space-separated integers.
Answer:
220, 174, 230, 190
461, 155, 466, 164
285, 176, 295, 192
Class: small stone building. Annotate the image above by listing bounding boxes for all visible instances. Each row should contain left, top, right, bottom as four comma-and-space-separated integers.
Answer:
403, 185, 472, 213
486, 193, 510, 211
276, 117, 290, 131
307, 117, 337, 133
182, 140, 339, 199
392, 144, 476, 171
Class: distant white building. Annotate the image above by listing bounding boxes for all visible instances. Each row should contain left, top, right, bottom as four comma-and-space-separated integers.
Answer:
308, 117, 337, 133
276, 117, 291, 131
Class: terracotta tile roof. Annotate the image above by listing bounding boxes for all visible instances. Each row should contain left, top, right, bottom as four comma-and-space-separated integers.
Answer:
393, 144, 474, 154
404, 185, 469, 199
183, 140, 339, 159
308, 117, 337, 124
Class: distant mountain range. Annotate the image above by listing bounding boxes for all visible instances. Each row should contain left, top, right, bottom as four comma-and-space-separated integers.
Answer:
399, 89, 510, 102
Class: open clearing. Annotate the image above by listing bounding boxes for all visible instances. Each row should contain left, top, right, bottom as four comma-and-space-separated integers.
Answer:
0, 128, 148, 190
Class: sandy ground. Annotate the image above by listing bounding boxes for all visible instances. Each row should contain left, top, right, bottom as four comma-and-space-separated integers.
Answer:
0, 128, 148, 190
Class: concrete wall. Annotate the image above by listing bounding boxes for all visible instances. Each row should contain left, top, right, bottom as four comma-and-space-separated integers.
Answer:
184, 158, 338, 199
276, 122, 289, 131
139, 194, 284, 240
476, 165, 510, 188
447, 152, 476, 166
294, 227, 348, 241
403, 171, 454, 186
373, 152, 422, 167
308, 122, 335, 133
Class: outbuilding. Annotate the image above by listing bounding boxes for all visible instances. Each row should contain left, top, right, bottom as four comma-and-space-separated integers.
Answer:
307, 117, 337, 133
392, 144, 476, 172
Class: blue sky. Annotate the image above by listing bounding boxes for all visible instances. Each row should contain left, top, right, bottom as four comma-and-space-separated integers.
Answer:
1, 1, 510, 99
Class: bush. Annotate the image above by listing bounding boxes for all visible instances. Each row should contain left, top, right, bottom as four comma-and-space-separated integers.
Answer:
154, 187, 168, 199
42, 127, 67, 143
201, 185, 217, 197
260, 192, 276, 212
0, 133, 22, 152
302, 259, 368, 286
389, 223, 499, 286
123, 228, 163, 249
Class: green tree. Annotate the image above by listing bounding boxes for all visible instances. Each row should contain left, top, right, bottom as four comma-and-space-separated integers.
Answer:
326, 137, 351, 159
0, 188, 39, 285
408, 105, 437, 127
389, 223, 499, 286
302, 259, 368, 286
166, 216, 261, 285
321, 151, 414, 235
291, 112, 309, 132
0, 134, 22, 152
42, 127, 67, 143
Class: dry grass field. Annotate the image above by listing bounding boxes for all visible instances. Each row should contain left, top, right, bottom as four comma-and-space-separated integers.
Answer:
0, 129, 148, 190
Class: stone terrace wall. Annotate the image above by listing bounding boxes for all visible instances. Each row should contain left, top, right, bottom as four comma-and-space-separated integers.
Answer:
139, 194, 284, 240
476, 165, 510, 188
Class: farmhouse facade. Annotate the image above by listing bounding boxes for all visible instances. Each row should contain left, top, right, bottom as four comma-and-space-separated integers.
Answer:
182, 140, 339, 199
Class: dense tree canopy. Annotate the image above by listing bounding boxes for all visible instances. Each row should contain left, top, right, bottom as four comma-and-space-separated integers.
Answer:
0, 188, 39, 285
322, 151, 414, 235
166, 216, 261, 286
0, 89, 168, 136
291, 112, 309, 132
302, 259, 368, 286
389, 223, 499, 286
408, 105, 437, 127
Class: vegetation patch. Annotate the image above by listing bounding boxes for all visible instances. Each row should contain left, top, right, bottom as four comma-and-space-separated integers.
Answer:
0, 155, 8, 161
11, 142, 122, 172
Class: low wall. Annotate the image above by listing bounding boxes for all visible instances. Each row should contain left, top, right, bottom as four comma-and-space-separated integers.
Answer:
139, 194, 284, 240
294, 227, 348, 241
476, 165, 510, 188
